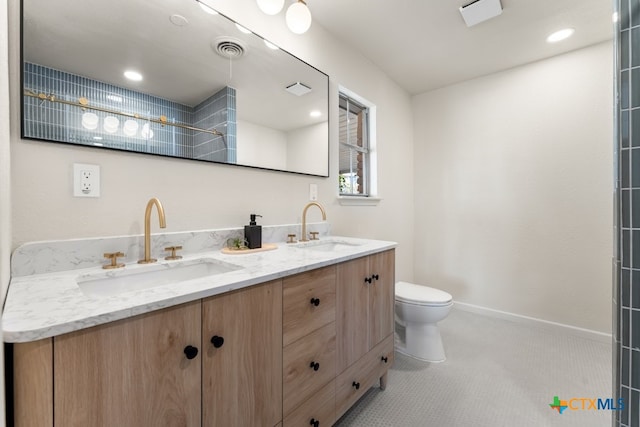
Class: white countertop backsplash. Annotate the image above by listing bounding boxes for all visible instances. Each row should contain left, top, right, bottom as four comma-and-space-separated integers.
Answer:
4, 225, 396, 343
11, 222, 330, 277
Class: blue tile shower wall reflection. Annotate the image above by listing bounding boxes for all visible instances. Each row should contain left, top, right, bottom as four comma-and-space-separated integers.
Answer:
23, 62, 236, 161
617, 1, 640, 425
193, 87, 236, 163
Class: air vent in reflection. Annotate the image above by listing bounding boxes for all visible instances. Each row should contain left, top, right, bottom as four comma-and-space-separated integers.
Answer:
212, 37, 246, 59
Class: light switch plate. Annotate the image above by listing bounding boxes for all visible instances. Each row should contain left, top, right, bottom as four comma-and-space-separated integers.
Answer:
309, 184, 318, 201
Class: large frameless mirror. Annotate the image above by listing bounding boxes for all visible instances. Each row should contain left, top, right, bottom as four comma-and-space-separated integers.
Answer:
21, 0, 329, 176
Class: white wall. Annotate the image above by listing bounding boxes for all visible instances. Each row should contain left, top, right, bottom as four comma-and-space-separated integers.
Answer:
0, 0, 7, 422
412, 42, 613, 333
1, 1, 9, 424
8, 0, 415, 281
287, 122, 328, 175
236, 119, 287, 170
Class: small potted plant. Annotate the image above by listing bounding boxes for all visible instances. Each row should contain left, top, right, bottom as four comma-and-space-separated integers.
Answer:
226, 237, 248, 251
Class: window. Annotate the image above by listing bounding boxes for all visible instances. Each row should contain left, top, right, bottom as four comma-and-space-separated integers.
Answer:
339, 92, 372, 196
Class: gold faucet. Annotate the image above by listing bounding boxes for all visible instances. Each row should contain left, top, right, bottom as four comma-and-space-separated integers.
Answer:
138, 197, 166, 264
300, 202, 326, 242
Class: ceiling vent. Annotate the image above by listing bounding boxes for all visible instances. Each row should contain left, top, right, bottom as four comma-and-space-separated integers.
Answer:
212, 37, 246, 59
459, 0, 503, 27
285, 82, 312, 96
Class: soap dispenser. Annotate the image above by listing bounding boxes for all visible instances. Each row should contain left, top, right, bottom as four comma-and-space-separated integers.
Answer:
244, 214, 262, 249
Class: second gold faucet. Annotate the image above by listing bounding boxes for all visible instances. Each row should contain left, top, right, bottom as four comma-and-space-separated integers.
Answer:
138, 197, 166, 264
300, 202, 326, 242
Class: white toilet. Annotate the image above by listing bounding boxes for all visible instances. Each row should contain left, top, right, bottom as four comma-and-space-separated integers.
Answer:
395, 281, 453, 362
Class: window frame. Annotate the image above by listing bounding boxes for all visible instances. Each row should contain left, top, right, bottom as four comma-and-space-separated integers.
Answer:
337, 87, 377, 200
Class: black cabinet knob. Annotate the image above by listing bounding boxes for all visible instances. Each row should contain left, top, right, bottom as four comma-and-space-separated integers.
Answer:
352, 381, 360, 390
210, 335, 224, 348
381, 356, 388, 363
183, 345, 198, 360
372, 274, 379, 281
310, 297, 320, 306
364, 277, 372, 284
309, 361, 320, 371
310, 418, 320, 427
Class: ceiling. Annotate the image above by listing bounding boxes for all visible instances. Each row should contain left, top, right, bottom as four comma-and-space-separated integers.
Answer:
310, 0, 614, 95
22, 0, 328, 131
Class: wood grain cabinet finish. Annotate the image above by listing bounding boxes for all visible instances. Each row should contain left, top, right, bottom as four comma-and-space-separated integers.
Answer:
54, 300, 202, 427
283, 322, 336, 416
282, 267, 338, 421
335, 334, 395, 420
283, 379, 336, 427
10, 250, 395, 427
202, 280, 283, 427
282, 265, 336, 347
13, 339, 53, 427
336, 249, 395, 373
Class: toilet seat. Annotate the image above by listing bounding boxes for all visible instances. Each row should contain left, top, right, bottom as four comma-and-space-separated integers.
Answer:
395, 281, 453, 307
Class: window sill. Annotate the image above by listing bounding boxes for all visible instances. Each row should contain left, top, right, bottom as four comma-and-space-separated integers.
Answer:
337, 196, 382, 206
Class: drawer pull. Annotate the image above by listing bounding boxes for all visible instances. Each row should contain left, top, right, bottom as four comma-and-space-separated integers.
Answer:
309, 361, 320, 371
352, 381, 360, 390
310, 297, 320, 306
309, 418, 320, 427
381, 356, 388, 363
372, 274, 379, 281
210, 335, 225, 348
183, 345, 198, 360
364, 276, 372, 284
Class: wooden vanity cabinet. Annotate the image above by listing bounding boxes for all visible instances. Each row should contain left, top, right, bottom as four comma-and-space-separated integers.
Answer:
10, 250, 395, 427
12, 283, 283, 427
335, 249, 395, 420
202, 280, 283, 427
53, 300, 202, 427
282, 266, 337, 427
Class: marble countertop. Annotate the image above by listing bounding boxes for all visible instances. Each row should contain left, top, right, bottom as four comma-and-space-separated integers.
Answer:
3, 236, 396, 343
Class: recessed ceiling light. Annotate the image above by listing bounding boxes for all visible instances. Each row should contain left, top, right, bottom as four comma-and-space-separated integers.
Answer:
235, 23, 252, 34
169, 14, 189, 27
310, 110, 321, 118
198, 1, 218, 15
546, 28, 575, 43
264, 40, 279, 50
124, 70, 143, 81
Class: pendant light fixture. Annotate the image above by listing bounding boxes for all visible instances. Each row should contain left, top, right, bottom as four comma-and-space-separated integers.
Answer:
285, 0, 312, 34
256, 0, 284, 15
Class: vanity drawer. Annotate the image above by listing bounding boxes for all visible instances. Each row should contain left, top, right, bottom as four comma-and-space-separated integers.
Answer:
283, 379, 335, 427
335, 334, 394, 419
283, 265, 336, 346
283, 322, 336, 416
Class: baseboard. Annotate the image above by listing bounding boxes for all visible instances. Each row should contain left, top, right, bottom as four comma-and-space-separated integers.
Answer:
453, 301, 612, 344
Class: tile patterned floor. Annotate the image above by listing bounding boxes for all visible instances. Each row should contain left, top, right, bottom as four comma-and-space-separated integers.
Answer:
335, 307, 612, 427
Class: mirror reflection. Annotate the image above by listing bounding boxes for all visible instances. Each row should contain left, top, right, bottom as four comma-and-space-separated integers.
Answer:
21, 0, 329, 176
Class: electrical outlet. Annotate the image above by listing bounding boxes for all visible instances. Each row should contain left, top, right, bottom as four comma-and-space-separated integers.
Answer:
73, 163, 101, 197
309, 183, 318, 201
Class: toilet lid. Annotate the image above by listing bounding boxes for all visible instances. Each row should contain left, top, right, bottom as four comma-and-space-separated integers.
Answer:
395, 281, 453, 305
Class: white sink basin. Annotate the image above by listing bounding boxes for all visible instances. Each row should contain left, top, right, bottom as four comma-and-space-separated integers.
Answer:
77, 258, 243, 297
294, 239, 363, 252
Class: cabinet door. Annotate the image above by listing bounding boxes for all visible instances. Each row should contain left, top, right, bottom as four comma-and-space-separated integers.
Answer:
336, 256, 369, 373
54, 301, 201, 427
368, 249, 395, 347
202, 280, 283, 427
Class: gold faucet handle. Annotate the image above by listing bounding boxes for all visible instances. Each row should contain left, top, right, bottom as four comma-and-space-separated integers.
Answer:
309, 231, 320, 240
164, 246, 183, 260
287, 234, 297, 244
103, 252, 125, 269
